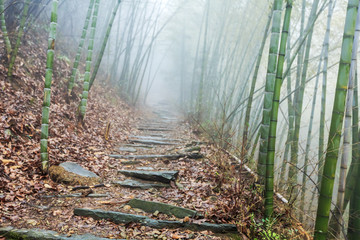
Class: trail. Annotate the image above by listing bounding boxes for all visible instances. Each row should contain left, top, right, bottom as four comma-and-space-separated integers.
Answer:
1, 103, 237, 240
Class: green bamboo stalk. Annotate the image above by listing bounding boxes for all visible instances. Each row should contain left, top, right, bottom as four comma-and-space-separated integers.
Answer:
314, 1, 359, 239
40, 0, 58, 173
242, 8, 272, 160
330, 4, 360, 237
67, 0, 94, 96
318, 0, 334, 187
300, 48, 323, 219
89, 0, 121, 90
278, 33, 293, 191
306, 0, 336, 213
289, 0, 319, 190
0, 0, 12, 60
348, 69, 360, 238
7, 0, 30, 79
342, 69, 360, 221
307, 0, 335, 208
289, 0, 306, 185
257, 0, 283, 184
265, 0, 292, 218
79, 0, 100, 121
348, 172, 360, 239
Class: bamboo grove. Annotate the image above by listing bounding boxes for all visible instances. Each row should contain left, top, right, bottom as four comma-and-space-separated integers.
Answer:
2, 0, 360, 239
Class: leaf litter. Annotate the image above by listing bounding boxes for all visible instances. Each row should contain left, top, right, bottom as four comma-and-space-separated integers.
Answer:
0, 27, 308, 239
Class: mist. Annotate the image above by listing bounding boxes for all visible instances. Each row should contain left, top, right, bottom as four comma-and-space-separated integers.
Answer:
2, 0, 360, 238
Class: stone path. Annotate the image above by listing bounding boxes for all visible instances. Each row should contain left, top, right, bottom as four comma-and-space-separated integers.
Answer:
1, 104, 237, 239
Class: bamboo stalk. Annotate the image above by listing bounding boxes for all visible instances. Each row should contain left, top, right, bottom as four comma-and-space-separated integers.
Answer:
0, 0, 12, 60
40, 0, 58, 173
257, 0, 283, 184
79, 0, 100, 121
67, 0, 95, 96
89, 0, 121, 90
265, 0, 292, 218
7, 0, 30, 79
314, 1, 359, 239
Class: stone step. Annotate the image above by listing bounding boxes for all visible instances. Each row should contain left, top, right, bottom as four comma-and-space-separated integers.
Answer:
40, 193, 108, 199
130, 135, 182, 142
123, 144, 153, 149
109, 153, 203, 160
129, 139, 176, 146
118, 170, 178, 183
127, 198, 198, 218
113, 179, 169, 189
137, 127, 172, 132
74, 208, 237, 233
0, 226, 123, 240
117, 147, 137, 152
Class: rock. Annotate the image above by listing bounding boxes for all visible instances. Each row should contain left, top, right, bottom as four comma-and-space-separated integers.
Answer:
129, 139, 176, 145
118, 147, 137, 152
136, 167, 154, 171
113, 179, 169, 189
74, 208, 147, 224
121, 160, 142, 165
73, 209, 237, 233
128, 198, 198, 218
49, 162, 100, 186
0, 226, 124, 240
118, 170, 178, 183
110, 153, 203, 160
124, 144, 153, 149
41, 193, 108, 198
137, 127, 172, 132
130, 135, 181, 142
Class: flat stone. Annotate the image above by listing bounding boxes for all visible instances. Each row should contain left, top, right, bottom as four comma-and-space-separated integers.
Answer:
118, 147, 137, 152
113, 179, 169, 189
118, 170, 178, 183
74, 208, 147, 224
41, 193, 109, 199
137, 128, 172, 132
128, 198, 197, 218
129, 139, 176, 145
49, 162, 100, 186
60, 162, 99, 178
136, 167, 155, 171
124, 144, 153, 149
130, 135, 181, 142
0, 226, 123, 239
73, 209, 237, 233
110, 153, 203, 160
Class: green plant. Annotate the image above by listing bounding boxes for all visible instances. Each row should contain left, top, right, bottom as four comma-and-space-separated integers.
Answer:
250, 214, 285, 240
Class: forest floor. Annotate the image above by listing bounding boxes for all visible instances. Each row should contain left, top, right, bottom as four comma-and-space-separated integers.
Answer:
0, 30, 309, 239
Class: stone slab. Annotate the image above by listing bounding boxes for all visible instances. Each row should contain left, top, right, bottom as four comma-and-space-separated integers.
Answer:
0, 226, 124, 240
60, 162, 99, 178
118, 170, 178, 183
128, 198, 197, 218
113, 179, 169, 189
73, 209, 237, 233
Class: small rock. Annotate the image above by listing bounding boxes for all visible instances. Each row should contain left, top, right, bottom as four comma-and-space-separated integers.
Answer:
49, 162, 100, 186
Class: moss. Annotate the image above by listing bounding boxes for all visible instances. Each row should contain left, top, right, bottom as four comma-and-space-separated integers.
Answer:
49, 165, 101, 186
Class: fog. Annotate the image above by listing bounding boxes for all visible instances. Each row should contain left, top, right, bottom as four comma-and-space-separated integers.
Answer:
26, 0, 358, 232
